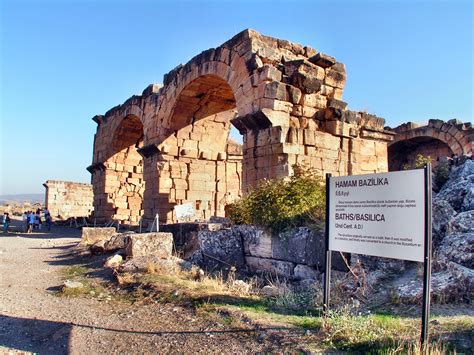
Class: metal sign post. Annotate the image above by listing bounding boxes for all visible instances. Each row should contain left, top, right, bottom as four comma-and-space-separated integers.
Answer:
421, 163, 433, 346
323, 173, 332, 316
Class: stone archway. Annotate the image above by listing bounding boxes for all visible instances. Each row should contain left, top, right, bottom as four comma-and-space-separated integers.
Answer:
91, 29, 400, 224
388, 119, 473, 170
89, 104, 145, 225
142, 74, 243, 222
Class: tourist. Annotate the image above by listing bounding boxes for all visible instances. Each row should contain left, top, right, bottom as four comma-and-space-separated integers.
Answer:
44, 209, 52, 231
35, 210, 42, 230
22, 211, 28, 232
2, 213, 11, 233
28, 211, 35, 233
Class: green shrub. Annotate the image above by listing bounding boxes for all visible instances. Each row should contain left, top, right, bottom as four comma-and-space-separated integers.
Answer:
403, 153, 432, 170
227, 165, 326, 232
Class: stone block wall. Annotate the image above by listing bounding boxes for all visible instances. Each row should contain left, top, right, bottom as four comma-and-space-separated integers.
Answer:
43, 180, 93, 220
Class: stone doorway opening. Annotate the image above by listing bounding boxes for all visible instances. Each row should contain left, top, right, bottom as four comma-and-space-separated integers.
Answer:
96, 114, 145, 225
388, 137, 454, 171
154, 74, 243, 222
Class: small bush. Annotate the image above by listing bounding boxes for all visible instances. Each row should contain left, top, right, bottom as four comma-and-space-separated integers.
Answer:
403, 154, 432, 170
227, 165, 326, 232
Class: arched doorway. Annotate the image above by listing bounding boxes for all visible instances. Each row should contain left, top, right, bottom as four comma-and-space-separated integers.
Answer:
388, 137, 454, 171
93, 114, 145, 225
147, 74, 243, 222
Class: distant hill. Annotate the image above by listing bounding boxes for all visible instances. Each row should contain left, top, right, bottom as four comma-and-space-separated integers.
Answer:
0, 193, 44, 204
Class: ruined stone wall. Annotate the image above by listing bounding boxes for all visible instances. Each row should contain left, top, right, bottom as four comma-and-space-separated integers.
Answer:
90, 29, 394, 224
388, 119, 473, 170
43, 180, 93, 219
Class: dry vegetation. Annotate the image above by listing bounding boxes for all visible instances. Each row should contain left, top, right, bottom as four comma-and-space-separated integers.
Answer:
59, 262, 473, 353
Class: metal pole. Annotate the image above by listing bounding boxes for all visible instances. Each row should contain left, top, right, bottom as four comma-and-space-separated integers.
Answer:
421, 163, 432, 347
323, 173, 332, 316
155, 213, 159, 232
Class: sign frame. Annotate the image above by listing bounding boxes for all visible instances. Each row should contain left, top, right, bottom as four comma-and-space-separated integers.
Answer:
323, 164, 432, 346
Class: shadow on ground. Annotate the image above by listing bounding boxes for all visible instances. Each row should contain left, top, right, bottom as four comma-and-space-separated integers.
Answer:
0, 314, 71, 354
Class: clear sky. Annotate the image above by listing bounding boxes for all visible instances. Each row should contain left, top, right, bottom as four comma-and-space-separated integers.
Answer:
0, 0, 472, 194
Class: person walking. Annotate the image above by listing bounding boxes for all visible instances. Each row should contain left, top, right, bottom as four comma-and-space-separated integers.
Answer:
28, 211, 35, 233
2, 213, 11, 233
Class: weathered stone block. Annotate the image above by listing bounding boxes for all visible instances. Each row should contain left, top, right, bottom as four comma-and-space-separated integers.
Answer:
124, 232, 173, 258
80, 227, 116, 246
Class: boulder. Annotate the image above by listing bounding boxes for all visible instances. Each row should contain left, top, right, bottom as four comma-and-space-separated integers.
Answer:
124, 232, 173, 259
245, 256, 295, 278
397, 262, 474, 304
80, 227, 116, 246
437, 160, 474, 212
432, 198, 457, 247
448, 211, 474, 235
437, 232, 474, 269
261, 285, 285, 297
104, 254, 123, 269
104, 233, 130, 252
63, 280, 83, 289
294, 264, 320, 280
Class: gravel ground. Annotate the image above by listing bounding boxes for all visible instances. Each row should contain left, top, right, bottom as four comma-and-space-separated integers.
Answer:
0, 218, 281, 354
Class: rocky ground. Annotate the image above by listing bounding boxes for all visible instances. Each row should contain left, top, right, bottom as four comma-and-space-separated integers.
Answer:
0, 219, 290, 354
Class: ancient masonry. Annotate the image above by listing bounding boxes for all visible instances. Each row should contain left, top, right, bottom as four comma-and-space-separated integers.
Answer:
388, 119, 473, 170
88, 29, 472, 225
43, 180, 94, 220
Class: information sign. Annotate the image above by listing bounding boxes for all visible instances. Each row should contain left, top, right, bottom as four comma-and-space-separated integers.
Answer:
328, 169, 425, 262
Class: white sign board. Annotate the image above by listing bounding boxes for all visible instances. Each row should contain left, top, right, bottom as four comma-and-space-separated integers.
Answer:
328, 169, 425, 262
174, 203, 196, 221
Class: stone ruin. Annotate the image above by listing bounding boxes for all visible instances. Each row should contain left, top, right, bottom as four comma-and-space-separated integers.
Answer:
43, 180, 94, 220
88, 29, 472, 226
89, 29, 396, 225
388, 119, 473, 170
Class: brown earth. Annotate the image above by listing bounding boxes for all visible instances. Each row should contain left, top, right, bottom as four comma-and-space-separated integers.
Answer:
0, 218, 291, 353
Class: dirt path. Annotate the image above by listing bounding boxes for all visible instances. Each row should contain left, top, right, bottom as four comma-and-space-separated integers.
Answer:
0, 218, 277, 353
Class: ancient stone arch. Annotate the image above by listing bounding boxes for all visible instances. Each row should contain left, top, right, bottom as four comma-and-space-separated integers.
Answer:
90, 29, 395, 224
88, 99, 145, 224
388, 119, 473, 170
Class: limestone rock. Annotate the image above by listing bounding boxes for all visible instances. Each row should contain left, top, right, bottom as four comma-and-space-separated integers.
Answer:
448, 211, 474, 235
245, 256, 295, 278
437, 160, 474, 212
104, 254, 123, 269
397, 262, 474, 304
124, 232, 173, 258
189, 228, 245, 271
63, 280, 83, 289
80, 227, 116, 246
294, 264, 320, 280
232, 280, 252, 294
432, 198, 457, 247
261, 285, 285, 297
104, 232, 131, 252
118, 255, 192, 274
437, 232, 474, 269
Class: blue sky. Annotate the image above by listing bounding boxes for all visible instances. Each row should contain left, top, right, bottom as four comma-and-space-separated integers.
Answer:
1, 0, 472, 194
